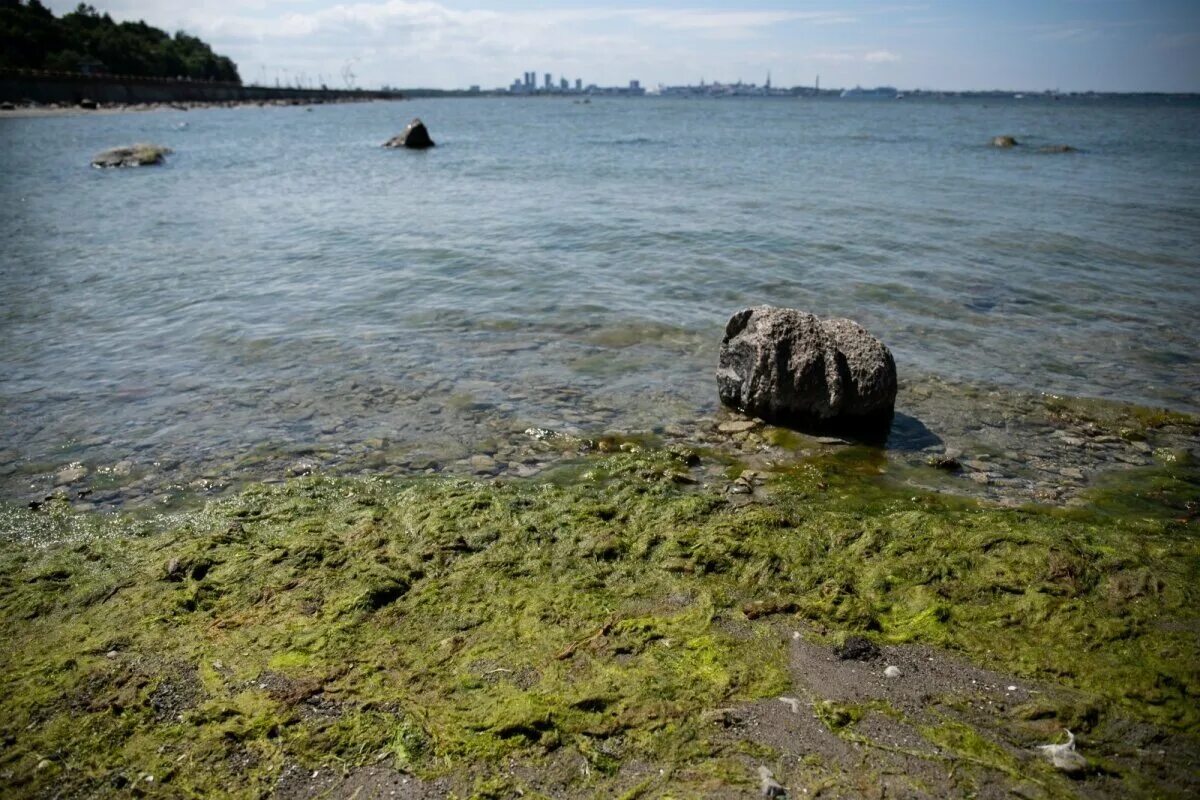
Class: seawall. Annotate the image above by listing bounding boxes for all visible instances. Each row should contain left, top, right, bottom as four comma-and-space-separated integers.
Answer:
0, 68, 403, 106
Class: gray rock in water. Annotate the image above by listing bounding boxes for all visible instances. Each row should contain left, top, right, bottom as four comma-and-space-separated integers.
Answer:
384, 118, 435, 149
92, 144, 172, 168
717, 306, 897, 437
991, 135, 1019, 148
1038, 144, 1078, 154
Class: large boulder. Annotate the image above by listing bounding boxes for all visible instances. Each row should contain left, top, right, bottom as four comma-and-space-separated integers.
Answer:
716, 306, 897, 435
384, 118, 435, 149
91, 144, 172, 168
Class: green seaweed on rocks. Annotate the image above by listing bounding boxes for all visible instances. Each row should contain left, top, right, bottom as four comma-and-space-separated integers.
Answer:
0, 439, 1197, 797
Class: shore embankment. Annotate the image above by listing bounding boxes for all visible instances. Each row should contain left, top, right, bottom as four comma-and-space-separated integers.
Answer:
0, 68, 403, 114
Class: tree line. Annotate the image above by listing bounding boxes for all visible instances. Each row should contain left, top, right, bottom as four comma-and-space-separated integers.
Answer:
0, 1, 240, 83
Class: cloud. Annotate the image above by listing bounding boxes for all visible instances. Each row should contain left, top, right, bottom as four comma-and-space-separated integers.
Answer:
812, 49, 901, 64
864, 50, 901, 63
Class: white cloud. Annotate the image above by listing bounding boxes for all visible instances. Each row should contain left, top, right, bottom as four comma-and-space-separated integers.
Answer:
864, 50, 901, 63
812, 49, 901, 64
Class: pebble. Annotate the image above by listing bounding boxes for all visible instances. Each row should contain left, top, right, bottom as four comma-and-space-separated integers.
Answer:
718, 420, 760, 434
55, 463, 87, 485
468, 454, 498, 474
884, 665, 902, 679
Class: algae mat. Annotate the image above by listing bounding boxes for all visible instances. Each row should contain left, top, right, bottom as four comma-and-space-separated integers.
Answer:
0, 445, 1197, 798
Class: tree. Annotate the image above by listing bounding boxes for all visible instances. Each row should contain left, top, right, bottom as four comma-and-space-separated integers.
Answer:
0, 1, 240, 81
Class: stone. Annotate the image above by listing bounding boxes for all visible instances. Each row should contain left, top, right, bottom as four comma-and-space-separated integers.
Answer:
928, 455, 962, 471
836, 636, 880, 661
55, 463, 87, 485
991, 135, 1018, 147
884, 665, 902, 679
383, 118, 435, 149
469, 454, 498, 474
92, 144, 172, 168
717, 419, 759, 434
1038, 144, 1078, 154
79, 98, 98, 109
717, 306, 897, 437
757, 766, 786, 798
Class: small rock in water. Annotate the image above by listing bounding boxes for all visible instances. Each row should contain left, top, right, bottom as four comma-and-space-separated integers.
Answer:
92, 143, 172, 168
1038, 730, 1088, 775
991, 135, 1019, 148
928, 455, 962, 471
55, 463, 87, 485
757, 766, 786, 798
383, 118, 435, 149
884, 665, 902, 679
718, 419, 760, 434
469, 454, 498, 474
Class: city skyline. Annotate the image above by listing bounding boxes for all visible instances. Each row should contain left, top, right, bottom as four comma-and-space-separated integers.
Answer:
39, 1, 1200, 93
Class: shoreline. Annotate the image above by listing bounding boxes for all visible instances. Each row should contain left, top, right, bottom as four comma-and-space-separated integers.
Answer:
5, 375, 1196, 515
1, 405, 1196, 798
0, 96, 403, 119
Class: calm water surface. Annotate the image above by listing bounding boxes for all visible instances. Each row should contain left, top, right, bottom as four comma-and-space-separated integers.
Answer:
2, 96, 1198, 500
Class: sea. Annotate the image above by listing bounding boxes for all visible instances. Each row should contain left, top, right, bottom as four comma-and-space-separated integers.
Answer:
1, 95, 1198, 506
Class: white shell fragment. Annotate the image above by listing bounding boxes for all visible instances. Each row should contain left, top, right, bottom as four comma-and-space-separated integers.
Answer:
1037, 729, 1088, 774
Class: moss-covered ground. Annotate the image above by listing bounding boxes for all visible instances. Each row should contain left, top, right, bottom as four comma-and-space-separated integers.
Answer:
1, 429, 1197, 797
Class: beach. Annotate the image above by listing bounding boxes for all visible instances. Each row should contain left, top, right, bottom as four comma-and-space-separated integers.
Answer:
1, 96, 1197, 797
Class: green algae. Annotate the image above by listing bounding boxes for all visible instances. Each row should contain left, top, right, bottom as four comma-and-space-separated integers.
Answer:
0, 444, 1197, 797
1043, 394, 1200, 439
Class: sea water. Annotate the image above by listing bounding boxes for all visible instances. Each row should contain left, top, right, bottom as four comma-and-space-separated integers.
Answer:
1, 96, 1198, 502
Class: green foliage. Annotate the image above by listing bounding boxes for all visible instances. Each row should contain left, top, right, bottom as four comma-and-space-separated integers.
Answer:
0, 0, 239, 81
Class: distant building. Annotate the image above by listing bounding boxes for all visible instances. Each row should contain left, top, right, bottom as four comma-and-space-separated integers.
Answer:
560, 77, 568, 91
575, 78, 582, 91
544, 73, 552, 90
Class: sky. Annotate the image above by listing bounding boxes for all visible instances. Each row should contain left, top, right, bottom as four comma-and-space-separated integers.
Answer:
45, 1, 1200, 92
